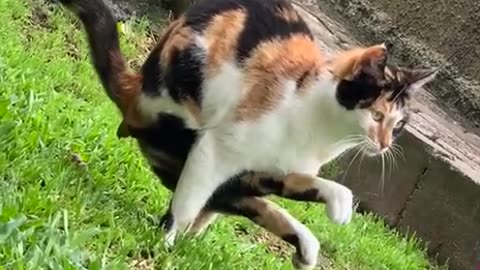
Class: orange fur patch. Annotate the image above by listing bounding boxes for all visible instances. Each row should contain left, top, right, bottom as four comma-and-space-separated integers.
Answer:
204, 9, 247, 75
329, 44, 386, 80
369, 93, 397, 148
159, 17, 192, 68
236, 35, 324, 121
283, 173, 327, 202
329, 48, 369, 80
119, 73, 144, 128
182, 97, 203, 126
189, 210, 217, 233
236, 198, 295, 236
108, 49, 145, 128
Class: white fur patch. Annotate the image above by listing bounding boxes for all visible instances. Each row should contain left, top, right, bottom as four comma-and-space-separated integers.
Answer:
316, 178, 353, 224
138, 92, 194, 125
201, 62, 244, 128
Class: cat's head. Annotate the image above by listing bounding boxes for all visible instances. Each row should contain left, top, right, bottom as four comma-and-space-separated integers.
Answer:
333, 44, 438, 155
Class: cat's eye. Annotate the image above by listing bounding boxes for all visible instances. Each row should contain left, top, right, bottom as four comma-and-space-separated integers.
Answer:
394, 120, 405, 129
371, 111, 384, 122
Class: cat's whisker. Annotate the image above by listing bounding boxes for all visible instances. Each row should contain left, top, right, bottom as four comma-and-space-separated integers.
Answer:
391, 149, 400, 172
356, 143, 368, 176
391, 143, 406, 161
340, 141, 367, 184
333, 135, 365, 147
379, 152, 386, 198
388, 150, 395, 173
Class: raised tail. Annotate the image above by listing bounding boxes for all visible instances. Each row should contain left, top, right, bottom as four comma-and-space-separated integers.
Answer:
59, 0, 142, 125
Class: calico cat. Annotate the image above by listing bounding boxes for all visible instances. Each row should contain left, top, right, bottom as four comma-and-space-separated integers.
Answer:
59, 0, 437, 268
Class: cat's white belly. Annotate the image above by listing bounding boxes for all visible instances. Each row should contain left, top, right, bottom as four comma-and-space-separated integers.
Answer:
212, 110, 351, 176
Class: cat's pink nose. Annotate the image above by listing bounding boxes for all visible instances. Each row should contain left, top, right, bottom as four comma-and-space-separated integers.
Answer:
379, 141, 390, 151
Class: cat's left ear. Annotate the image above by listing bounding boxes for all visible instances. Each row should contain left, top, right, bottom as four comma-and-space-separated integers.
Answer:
354, 43, 388, 80
400, 68, 439, 92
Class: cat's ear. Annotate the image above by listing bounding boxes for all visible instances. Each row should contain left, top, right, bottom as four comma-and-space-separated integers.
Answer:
400, 68, 439, 92
354, 43, 388, 80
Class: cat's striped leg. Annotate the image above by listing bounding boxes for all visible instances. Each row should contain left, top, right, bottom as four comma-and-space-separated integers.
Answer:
188, 210, 219, 235
252, 173, 353, 225
214, 197, 319, 270
160, 209, 218, 236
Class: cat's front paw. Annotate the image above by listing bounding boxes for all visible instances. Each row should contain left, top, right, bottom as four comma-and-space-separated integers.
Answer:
325, 184, 353, 225
159, 211, 177, 248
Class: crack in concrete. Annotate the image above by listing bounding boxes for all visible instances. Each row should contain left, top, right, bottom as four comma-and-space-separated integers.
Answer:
394, 164, 430, 227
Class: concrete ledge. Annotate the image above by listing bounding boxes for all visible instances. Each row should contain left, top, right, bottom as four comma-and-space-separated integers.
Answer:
293, 2, 480, 269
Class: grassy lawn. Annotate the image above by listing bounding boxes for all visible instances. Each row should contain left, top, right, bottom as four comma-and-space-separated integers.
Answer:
0, 0, 445, 269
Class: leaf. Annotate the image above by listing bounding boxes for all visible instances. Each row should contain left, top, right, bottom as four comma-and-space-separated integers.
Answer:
0, 121, 15, 138
71, 227, 102, 247
116, 22, 127, 36
0, 215, 27, 242
0, 99, 8, 118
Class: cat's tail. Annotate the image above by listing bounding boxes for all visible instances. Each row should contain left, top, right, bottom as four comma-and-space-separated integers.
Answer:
58, 0, 142, 123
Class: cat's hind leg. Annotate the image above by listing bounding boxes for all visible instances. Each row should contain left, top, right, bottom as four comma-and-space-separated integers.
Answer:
160, 209, 219, 236
215, 197, 319, 270
189, 210, 219, 235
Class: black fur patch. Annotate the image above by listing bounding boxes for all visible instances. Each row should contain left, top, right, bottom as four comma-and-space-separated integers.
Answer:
282, 233, 308, 264
184, 0, 312, 63
165, 46, 204, 105
151, 166, 179, 191
336, 72, 383, 110
141, 45, 164, 95
258, 177, 284, 194
286, 188, 319, 202
282, 234, 300, 249
208, 196, 259, 219
235, 0, 313, 62
210, 172, 265, 199
185, 0, 244, 31
385, 75, 410, 108
159, 211, 174, 231
128, 114, 196, 159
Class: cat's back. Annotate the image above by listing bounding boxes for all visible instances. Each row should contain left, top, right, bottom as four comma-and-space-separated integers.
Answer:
184, 0, 314, 63
140, 0, 324, 127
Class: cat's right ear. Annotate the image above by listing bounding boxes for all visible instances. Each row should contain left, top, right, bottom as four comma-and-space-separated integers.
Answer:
353, 44, 388, 80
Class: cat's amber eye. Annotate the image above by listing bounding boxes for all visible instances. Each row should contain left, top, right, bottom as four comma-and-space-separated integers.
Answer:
371, 111, 384, 122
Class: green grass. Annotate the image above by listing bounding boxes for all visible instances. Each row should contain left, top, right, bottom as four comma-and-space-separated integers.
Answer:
0, 0, 446, 269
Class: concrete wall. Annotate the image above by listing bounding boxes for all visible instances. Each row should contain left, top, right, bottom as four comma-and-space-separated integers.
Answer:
336, 131, 480, 270
315, 0, 480, 132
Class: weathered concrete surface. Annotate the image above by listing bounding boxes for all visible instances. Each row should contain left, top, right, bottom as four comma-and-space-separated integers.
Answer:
336, 125, 480, 269
292, 3, 480, 269
313, 0, 480, 133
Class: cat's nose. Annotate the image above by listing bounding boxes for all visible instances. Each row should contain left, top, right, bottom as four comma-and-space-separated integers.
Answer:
379, 141, 390, 151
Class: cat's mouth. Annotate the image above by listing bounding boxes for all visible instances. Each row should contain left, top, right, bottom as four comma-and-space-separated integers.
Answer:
363, 143, 389, 157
